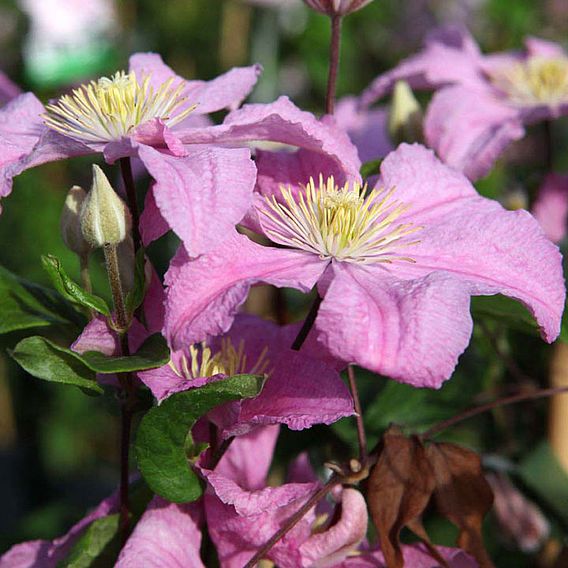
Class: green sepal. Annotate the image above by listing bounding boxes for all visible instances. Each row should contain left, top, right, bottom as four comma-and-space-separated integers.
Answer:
135, 374, 266, 503
360, 158, 382, 179
42, 254, 111, 317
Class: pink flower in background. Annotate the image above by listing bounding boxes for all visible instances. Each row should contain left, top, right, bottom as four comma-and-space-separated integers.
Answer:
361, 26, 568, 179
532, 173, 568, 243
164, 143, 565, 389
140, 314, 354, 436
0, 71, 21, 106
303, 0, 374, 16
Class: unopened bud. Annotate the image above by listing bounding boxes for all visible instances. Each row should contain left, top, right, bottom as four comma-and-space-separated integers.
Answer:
60, 186, 92, 257
388, 80, 423, 145
303, 0, 374, 16
80, 165, 131, 248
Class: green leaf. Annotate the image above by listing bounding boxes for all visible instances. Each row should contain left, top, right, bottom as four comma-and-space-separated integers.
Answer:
0, 264, 82, 334
360, 158, 382, 178
125, 247, 147, 315
81, 334, 170, 373
10, 336, 102, 394
42, 254, 111, 317
135, 374, 266, 503
518, 441, 568, 525
470, 295, 538, 335
59, 514, 120, 568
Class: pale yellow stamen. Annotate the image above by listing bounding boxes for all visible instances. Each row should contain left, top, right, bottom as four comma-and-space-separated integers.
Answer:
490, 56, 568, 106
262, 175, 421, 264
44, 71, 196, 143
169, 338, 271, 380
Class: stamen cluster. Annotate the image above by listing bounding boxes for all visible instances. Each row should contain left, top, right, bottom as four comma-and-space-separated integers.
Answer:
44, 71, 195, 143
490, 56, 568, 106
263, 176, 420, 264
169, 338, 271, 380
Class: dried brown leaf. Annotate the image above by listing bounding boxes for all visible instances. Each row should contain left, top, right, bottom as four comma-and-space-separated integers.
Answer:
367, 426, 435, 568
426, 442, 495, 568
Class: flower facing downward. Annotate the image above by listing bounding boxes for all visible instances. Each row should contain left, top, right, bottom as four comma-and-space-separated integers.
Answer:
44, 71, 196, 144
168, 338, 271, 381
490, 56, 568, 107
303, 0, 374, 16
262, 176, 421, 264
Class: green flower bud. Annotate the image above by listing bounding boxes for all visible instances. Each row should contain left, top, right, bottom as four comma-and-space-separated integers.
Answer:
80, 165, 131, 248
388, 80, 424, 145
60, 185, 92, 257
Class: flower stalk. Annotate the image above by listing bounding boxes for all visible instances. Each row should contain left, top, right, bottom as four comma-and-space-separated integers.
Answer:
325, 15, 342, 115
120, 157, 141, 253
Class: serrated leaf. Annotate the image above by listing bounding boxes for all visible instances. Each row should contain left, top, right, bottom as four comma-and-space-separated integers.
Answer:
125, 247, 147, 314
42, 254, 111, 317
59, 514, 119, 568
10, 336, 102, 394
360, 158, 382, 178
80, 334, 169, 373
471, 295, 538, 335
0, 264, 82, 334
135, 374, 265, 503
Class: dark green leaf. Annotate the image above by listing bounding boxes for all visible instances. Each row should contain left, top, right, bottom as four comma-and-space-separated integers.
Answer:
360, 158, 382, 178
0, 264, 82, 334
10, 336, 102, 394
59, 514, 119, 568
125, 247, 147, 315
471, 295, 538, 335
135, 374, 265, 503
42, 254, 111, 317
81, 334, 169, 373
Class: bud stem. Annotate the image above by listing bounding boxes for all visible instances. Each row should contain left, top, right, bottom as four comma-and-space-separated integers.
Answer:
325, 14, 342, 115
119, 157, 141, 253
103, 243, 128, 332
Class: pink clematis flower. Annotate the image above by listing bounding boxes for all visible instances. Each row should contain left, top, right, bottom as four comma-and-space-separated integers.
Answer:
139, 314, 353, 437
164, 143, 565, 389
360, 26, 568, 180
532, 173, 568, 244
202, 426, 369, 567
303, 0, 374, 16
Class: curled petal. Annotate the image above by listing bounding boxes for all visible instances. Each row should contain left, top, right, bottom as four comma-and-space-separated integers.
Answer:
424, 85, 525, 180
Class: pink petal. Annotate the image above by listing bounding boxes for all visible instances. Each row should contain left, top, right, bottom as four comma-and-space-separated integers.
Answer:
131, 119, 187, 156
299, 488, 368, 568
316, 264, 473, 389
129, 52, 261, 116
137, 145, 256, 257
424, 85, 525, 180
163, 231, 327, 350
334, 96, 393, 163
360, 25, 483, 107
140, 181, 169, 246
176, 96, 361, 181
525, 37, 566, 58
532, 173, 568, 243
116, 497, 204, 568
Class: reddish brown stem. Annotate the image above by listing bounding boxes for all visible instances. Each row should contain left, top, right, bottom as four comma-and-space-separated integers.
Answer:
347, 365, 367, 463
422, 385, 568, 440
243, 475, 339, 568
291, 293, 322, 351
325, 15, 342, 115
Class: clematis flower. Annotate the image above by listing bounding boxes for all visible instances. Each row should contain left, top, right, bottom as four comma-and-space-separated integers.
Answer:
164, 143, 565, 389
0, 493, 118, 568
360, 26, 568, 179
139, 314, 354, 437
532, 173, 568, 244
202, 426, 369, 567
303, 0, 374, 16
0, 55, 359, 255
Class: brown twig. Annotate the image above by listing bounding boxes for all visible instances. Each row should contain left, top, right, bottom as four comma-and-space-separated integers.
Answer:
325, 15, 342, 115
291, 293, 322, 351
209, 436, 235, 470
347, 365, 367, 464
422, 385, 568, 440
243, 475, 340, 568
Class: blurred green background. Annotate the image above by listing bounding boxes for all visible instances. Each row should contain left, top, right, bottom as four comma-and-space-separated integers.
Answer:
1, 0, 568, 566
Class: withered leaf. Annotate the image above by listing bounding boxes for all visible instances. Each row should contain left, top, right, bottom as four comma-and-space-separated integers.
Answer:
426, 442, 495, 568
367, 426, 436, 568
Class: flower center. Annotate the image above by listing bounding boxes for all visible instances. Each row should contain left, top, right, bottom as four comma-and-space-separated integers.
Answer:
169, 338, 271, 380
490, 56, 568, 106
262, 176, 421, 264
44, 71, 195, 143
